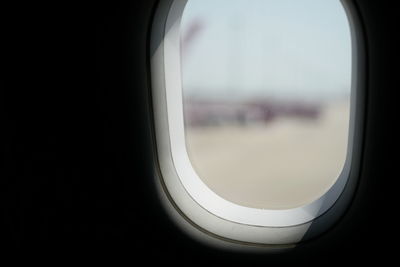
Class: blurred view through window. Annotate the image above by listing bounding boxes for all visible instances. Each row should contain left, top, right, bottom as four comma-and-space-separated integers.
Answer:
181, 0, 351, 209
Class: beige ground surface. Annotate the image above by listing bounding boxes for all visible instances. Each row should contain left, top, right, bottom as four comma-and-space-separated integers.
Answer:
185, 102, 350, 209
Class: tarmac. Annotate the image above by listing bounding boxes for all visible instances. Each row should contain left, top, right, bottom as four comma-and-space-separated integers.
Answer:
185, 102, 349, 209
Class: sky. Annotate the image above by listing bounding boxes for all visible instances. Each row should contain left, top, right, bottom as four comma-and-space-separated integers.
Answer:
180, 0, 352, 101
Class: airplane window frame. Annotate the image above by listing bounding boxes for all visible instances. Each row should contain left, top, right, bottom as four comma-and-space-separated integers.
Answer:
150, 0, 365, 246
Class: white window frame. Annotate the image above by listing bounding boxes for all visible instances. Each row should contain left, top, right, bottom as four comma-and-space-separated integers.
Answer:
150, 0, 365, 246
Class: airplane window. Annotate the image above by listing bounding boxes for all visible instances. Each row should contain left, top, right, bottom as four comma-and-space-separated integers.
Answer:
151, 0, 363, 245
181, 0, 351, 209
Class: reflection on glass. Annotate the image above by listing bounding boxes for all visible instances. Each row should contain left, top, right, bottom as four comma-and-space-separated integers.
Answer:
181, 0, 351, 209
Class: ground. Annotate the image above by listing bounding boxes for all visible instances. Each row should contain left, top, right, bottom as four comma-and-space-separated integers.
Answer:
185, 102, 349, 209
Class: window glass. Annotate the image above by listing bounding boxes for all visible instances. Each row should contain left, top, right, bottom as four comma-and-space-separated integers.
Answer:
181, 0, 351, 209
